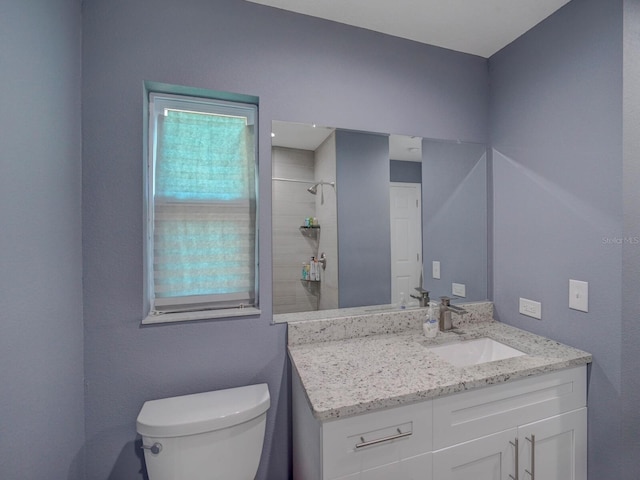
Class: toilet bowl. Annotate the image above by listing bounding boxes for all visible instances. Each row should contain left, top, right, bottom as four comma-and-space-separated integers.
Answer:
136, 383, 270, 480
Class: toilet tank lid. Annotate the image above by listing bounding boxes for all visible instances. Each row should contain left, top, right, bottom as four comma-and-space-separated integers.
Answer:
136, 383, 270, 438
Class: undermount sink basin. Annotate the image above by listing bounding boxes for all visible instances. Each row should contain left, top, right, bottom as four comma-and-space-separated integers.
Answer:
426, 337, 526, 367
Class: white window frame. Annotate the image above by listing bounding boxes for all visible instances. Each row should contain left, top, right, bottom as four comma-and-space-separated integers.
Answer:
143, 90, 260, 324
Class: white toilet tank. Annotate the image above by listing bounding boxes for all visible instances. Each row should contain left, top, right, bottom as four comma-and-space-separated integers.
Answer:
136, 383, 270, 480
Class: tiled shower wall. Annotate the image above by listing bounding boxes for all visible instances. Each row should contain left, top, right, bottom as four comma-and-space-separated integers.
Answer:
272, 147, 320, 314
272, 141, 339, 314
314, 132, 339, 310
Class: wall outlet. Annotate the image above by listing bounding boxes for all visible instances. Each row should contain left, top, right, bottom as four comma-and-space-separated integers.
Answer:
569, 279, 588, 312
519, 297, 542, 319
452, 282, 466, 297
432, 261, 441, 279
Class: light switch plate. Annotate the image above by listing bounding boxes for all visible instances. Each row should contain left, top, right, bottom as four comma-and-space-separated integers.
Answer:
452, 282, 466, 297
569, 279, 588, 312
519, 297, 542, 319
432, 261, 441, 279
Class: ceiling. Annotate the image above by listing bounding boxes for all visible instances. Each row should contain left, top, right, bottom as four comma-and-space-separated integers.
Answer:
271, 121, 424, 162
246, 0, 571, 58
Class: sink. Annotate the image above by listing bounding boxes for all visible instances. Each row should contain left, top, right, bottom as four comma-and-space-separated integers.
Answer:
426, 337, 526, 367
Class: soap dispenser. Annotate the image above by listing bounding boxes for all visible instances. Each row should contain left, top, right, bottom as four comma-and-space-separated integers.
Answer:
399, 292, 407, 309
423, 302, 438, 338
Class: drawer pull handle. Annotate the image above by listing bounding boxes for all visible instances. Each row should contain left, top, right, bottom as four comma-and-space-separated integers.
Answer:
355, 428, 412, 449
525, 435, 535, 479
509, 438, 519, 480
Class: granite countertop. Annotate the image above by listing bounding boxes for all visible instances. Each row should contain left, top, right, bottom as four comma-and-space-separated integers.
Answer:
288, 312, 592, 421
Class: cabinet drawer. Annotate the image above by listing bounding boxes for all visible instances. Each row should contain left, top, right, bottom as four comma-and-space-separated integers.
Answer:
432, 366, 586, 449
323, 401, 432, 479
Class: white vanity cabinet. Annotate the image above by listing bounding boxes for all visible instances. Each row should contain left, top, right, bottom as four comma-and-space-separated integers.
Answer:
431, 366, 587, 480
293, 366, 587, 480
292, 372, 433, 480
516, 407, 587, 480
432, 409, 586, 480
432, 428, 517, 480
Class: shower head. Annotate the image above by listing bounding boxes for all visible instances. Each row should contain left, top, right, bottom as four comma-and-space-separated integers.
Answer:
307, 184, 318, 195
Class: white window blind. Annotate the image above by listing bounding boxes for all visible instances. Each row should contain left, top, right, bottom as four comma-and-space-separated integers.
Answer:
145, 92, 258, 322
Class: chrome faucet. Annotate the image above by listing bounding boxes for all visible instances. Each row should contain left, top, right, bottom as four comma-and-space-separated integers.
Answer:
410, 287, 430, 307
439, 296, 467, 331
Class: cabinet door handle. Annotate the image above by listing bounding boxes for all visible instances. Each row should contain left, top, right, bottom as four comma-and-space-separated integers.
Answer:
525, 435, 535, 479
509, 437, 519, 480
355, 428, 412, 449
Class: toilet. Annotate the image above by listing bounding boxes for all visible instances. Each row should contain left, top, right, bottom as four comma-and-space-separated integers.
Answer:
136, 383, 270, 480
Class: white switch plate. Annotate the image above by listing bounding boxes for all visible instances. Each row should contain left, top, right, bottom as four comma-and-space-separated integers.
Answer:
452, 282, 466, 297
569, 279, 588, 312
432, 261, 441, 279
519, 297, 542, 319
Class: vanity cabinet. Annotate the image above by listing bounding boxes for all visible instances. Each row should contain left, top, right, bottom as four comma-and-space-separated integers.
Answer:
293, 366, 587, 480
432, 428, 516, 480
292, 372, 433, 480
431, 365, 586, 480
432, 408, 586, 480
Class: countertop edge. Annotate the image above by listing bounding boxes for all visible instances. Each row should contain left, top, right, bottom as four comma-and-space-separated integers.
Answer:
309, 356, 591, 421
289, 320, 592, 422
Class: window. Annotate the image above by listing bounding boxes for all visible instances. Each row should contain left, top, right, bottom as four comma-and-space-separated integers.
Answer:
144, 91, 259, 324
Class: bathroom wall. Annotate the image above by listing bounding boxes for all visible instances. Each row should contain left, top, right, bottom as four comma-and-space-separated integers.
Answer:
622, 0, 640, 477
272, 147, 318, 314
81, 0, 488, 477
390, 160, 422, 183
0, 1, 84, 479
422, 141, 488, 301
489, 0, 623, 478
336, 130, 392, 308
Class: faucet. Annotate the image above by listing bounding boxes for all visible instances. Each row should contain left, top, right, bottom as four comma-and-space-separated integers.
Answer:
410, 287, 430, 307
439, 296, 467, 331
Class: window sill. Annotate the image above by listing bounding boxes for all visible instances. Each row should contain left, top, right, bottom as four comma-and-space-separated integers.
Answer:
142, 307, 261, 325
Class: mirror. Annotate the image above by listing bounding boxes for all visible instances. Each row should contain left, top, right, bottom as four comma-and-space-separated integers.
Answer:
271, 121, 487, 319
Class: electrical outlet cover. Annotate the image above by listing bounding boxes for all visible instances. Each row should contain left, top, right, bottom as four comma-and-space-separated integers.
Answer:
452, 283, 466, 297
519, 297, 542, 319
569, 279, 588, 312
432, 261, 441, 279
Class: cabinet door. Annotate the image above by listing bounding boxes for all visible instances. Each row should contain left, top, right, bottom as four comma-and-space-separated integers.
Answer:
517, 408, 587, 480
334, 452, 432, 480
433, 428, 517, 480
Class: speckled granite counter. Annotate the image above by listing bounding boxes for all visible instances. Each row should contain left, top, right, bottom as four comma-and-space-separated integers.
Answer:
287, 306, 592, 421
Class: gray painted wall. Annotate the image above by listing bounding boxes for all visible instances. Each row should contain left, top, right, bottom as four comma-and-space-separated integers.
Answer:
336, 130, 391, 307
489, 1, 623, 478
0, 1, 84, 479
390, 160, 422, 183
6, 1, 637, 479
81, 0, 488, 477
622, 0, 640, 477
422, 140, 488, 302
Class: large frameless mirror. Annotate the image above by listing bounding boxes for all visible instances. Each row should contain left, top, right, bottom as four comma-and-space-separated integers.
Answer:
271, 120, 487, 321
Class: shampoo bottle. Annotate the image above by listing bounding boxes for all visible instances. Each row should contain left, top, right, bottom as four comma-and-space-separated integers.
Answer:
310, 257, 317, 281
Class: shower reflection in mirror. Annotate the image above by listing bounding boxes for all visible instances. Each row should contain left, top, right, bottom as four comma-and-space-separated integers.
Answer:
272, 125, 338, 314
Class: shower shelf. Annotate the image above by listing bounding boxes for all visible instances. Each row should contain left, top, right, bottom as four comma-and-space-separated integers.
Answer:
300, 279, 321, 296
299, 226, 320, 238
